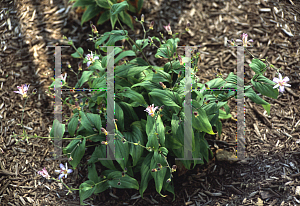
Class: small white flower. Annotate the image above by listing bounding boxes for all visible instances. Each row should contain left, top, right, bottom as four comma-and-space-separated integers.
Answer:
86, 52, 99, 67
273, 73, 291, 93
144, 104, 159, 117
55, 163, 73, 180
14, 84, 30, 98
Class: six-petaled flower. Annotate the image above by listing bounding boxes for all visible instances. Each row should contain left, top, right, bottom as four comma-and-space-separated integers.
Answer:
55, 163, 73, 180
14, 84, 30, 98
236, 33, 253, 47
273, 73, 291, 93
86, 52, 99, 67
145, 104, 159, 117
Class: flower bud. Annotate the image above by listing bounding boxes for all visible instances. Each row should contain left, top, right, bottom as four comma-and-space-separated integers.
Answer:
101, 128, 108, 135
206, 100, 210, 104
92, 24, 98, 34
185, 22, 190, 32
159, 105, 164, 111
141, 14, 144, 22
159, 82, 166, 89
157, 163, 162, 168
133, 16, 138, 21
122, 172, 125, 177
166, 178, 171, 183
78, 61, 82, 71
149, 21, 154, 30
178, 55, 183, 65
193, 111, 199, 117
172, 165, 177, 172
167, 129, 171, 134
151, 168, 157, 172
178, 70, 182, 78
215, 100, 218, 104
205, 84, 210, 90
101, 141, 108, 145
117, 182, 121, 185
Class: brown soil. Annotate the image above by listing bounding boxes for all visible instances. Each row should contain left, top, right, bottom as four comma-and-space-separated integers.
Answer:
1, 0, 300, 205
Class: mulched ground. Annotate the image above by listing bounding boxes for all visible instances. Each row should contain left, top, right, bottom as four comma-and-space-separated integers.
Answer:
1, 0, 300, 205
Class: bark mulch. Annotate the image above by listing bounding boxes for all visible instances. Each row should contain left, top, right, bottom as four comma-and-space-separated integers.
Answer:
0, 0, 300, 205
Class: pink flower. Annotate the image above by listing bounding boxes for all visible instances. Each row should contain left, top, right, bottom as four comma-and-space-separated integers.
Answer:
55, 163, 73, 180
86, 52, 99, 67
37, 167, 50, 179
178, 55, 183, 65
163, 23, 172, 35
57, 73, 67, 85
236, 33, 253, 47
144, 104, 159, 117
273, 73, 291, 93
14, 84, 30, 98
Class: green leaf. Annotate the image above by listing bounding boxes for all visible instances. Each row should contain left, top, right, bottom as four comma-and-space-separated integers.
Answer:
71, 47, 84, 58
149, 89, 180, 109
50, 119, 65, 140
124, 124, 144, 166
249, 58, 266, 74
140, 153, 153, 197
117, 102, 139, 121
107, 171, 139, 190
115, 103, 124, 131
79, 111, 93, 132
79, 180, 96, 205
150, 151, 168, 196
69, 138, 86, 169
86, 113, 102, 133
68, 114, 79, 137
75, 71, 94, 88
262, 104, 271, 115
131, 80, 162, 91
88, 164, 98, 183
115, 131, 129, 170
146, 124, 160, 151
199, 132, 211, 163
137, 0, 144, 13
73, 0, 95, 7
110, 10, 118, 30
81, 4, 101, 26
95, 0, 112, 9
88, 145, 117, 170
115, 50, 136, 64
191, 104, 214, 134
244, 87, 269, 105
110, 1, 128, 16
251, 75, 278, 99
218, 109, 232, 119
119, 87, 147, 106
129, 57, 148, 66
97, 10, 110, 25
119, 11, 134, 30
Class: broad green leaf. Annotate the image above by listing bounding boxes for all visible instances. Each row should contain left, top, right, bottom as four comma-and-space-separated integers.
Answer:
75, 71, 94, 88
140, 153, 153, 197
85, 113, 102, 133
218, 109, 232, 119
115, 50, 136, 64
88, 164, 98, 183
119, 87, 147, 106
81, 4, 100, 26
71, 47, 84, 58
115, 103, 124, 131
124, 124, 144, 166
110, 10, 118, 30
251, 75, 278, 99
95, 0, 112, 9
110, 1, 128, 16
131, 80, 162, 91
149, 89, 180, 109
73, 0, 95, 7
79, 180, 96, 205
129, 57, 148, 66
199, 132, 211, 163
107, 171, 139, 190
97, 10, 110, 25
88, 145, 117, 170
191, 104, 214, 134
115, 131, 129, 170
69, 138, 86, 169
50, 119, 65, 139
79, 111, 93, 132
249, 58, 266, 74
119, 11, 134, 30
68, 114, 79, 137
150, 151, 168, 196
